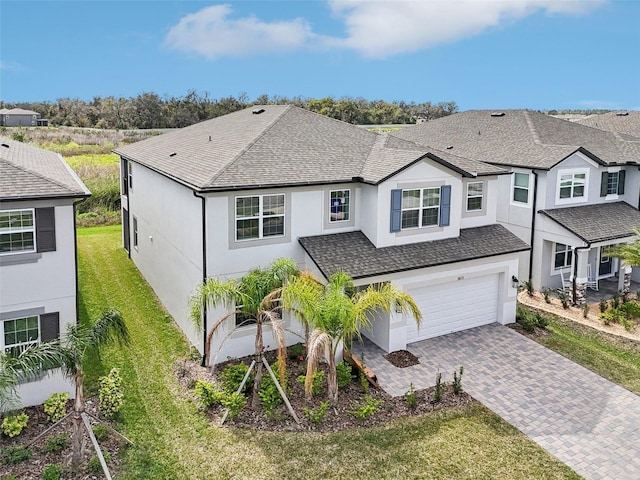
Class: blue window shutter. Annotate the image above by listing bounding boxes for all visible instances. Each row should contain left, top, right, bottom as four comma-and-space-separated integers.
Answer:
618, 170, 625, 194
390, 189, 402, 232
439, 185, 451, 227
600, 171, 608, 197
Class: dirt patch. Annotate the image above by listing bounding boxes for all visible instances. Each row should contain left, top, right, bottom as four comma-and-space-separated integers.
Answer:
383, 350, 420, 368
0, 398, 126, 479
175, 354, 472, 433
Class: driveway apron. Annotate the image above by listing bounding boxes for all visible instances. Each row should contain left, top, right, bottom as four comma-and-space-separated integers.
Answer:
353, 323, 640, 480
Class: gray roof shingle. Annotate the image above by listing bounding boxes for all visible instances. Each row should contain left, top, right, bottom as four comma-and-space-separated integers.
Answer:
114, 105, 504, 190
0, 137, 90, 200
539, 202, 640, 243
393, 110, 640, 170
574, 111, 640, 138
298, 224, 530, 280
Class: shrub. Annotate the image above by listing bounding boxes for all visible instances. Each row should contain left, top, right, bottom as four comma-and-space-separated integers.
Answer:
297, 370, 324, 397
521, 280, 534, 296
599, 298, 608, 314
220, 362, 252, 393
259, 375, 283, 416
621, 301, 640, 320
2, 413, 29, 437
44, 392, 69, 423
534, 311, 549, 329
99, 368, 124, 418
453, 366, 464, 395
288, 342, 304, 360
220, 392, 246, 419
582, 303, 590, 318
303, 401, 330, 425
347, 396, 383, 419
556, 290, 570, 309
87, 452, 111, 474
42, 463, 63, 480
434, 371, 443, 403
92, 425, 109, 442
600, 308, 622, 326
620, 316, 636, 332
541, 287, 552, 304
404, 383, 417, 410
336, 361, 353, 388
516, 307, 536, 332
2, 446, 32, 465
612, 292, 621, 309
42, 432, 69, 454
193, 380, 225, 407
359, 370, 370, 394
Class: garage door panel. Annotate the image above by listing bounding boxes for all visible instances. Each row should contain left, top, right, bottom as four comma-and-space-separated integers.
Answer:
407, 274, 499, 342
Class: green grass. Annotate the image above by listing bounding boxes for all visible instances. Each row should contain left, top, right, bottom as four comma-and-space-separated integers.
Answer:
65, 153, 119, 168
534, 315, 640, 394
78, 226, 581, 479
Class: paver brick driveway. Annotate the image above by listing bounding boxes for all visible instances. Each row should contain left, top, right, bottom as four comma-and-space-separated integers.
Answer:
354, 323, 640, 480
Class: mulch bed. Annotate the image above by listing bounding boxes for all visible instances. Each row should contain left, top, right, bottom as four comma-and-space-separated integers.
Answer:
175, 352, 472, 433
0, 398, 126, 480
384, 349, 420, 368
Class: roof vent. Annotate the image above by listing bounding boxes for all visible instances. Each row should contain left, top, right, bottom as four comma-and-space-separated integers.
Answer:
1, 143, 9, 148
169, 152, 177, 157
616, 111, 629, 116
446, 145, 454, 150
490, 112, 505, 117
252, 108, 265, 115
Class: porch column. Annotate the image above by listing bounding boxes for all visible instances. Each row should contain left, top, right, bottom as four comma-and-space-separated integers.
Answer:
573, 249, 589, 305
619, 265, 632, 294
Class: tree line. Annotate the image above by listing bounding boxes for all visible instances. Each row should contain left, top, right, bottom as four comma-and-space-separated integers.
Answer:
0, 91, 459, 129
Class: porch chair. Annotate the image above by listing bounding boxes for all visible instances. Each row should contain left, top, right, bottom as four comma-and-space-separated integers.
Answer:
559, 270, 571, 294
586, 264, 599, 291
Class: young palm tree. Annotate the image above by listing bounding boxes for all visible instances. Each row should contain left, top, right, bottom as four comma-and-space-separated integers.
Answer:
607, 229, 640, 267
189, 257, 299, 408
0, 342, 64, 412
59, 309, 130, 466
281, 271, 422, 404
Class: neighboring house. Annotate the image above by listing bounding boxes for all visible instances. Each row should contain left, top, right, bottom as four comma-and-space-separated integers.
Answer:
393, 110, 640, 303
0, 108, 48, 127
574, 111, 640, 139
114, 106, 528, 362
0, 137, 90, 407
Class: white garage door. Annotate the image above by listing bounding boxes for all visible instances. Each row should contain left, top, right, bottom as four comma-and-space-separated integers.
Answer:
406, 274, 500, 342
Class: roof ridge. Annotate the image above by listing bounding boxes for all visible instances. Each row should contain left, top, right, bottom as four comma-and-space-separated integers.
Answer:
0, 158, 76, 194
205, 105, 292, 187
523, 110, 543, 145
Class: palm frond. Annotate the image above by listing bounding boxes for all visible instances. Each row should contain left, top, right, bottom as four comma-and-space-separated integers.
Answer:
189, 278, 242, 327
606, 231, 640, 267
280, 274, 323, 328
88, 309, 130, 349
327, 270, 354, 297
268, 257, 300, 285
304, 329, 332, 398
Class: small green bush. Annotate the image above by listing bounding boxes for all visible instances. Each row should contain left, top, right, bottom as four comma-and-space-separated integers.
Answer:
297, 370, 325, 397
92, 424, 109, 442
288, 342, 304, 360
2, 446, 32, 465
599, 298, 608, 314
516, 307, 536, 332
612, 292, 621, 309
534, 311, 549, 329
453, 366, 464, 395
42, 463, 63, 480
541, 287, 552, 304
347, 396, 383, 419
556, 290, 570, 309
582, 303, 590, 318
193, 380, 225, 407
42, 432, 69, 454
259, 375, 283, 416
220, 392, 246, 419
404, 383, 417, 410
87, 452, 111, 474
44, 392, 68, 423
359, 370, 370, 394
434, 371, 443, 403
2, 413, 29, 437
99, 368, 124, 418
336, 361, 353, 388
303, 401, 330, 425
220, 362, 252, 393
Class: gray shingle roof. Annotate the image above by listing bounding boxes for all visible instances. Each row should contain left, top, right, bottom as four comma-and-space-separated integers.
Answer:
0, 137, 90, 200
539, 202, 640, 244
574, 111, 640, 139
298, 224, 530, 280
114, 105, 503, 191
392, 110, 640, 170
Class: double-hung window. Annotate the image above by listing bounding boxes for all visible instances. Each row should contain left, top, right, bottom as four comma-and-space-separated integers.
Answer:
554, 243, 571, 269
558, 172, 586, 199
235, 194, 285, 241
0, 209, 35, 254
3, 316, 39, 356
401, 188, 440, 229
466, 182, 483, 211
512, 173, 529, 204
329, 190, 350, 222
600, 170, 625, 196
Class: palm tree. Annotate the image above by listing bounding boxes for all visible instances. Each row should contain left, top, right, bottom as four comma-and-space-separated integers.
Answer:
59, 309, 130, 466
189, 257, 299, 408
281, 271, 422, 404
0, 342, 64, 413
607, 229, 640, 267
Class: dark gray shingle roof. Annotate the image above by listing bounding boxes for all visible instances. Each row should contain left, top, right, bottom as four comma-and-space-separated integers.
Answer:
574, 111, 640, 138
114, 105, 503, 190
299, 224, 530, 280
0, 137, 90, 200
539, 202, 640, 244
393, 110, 640, 170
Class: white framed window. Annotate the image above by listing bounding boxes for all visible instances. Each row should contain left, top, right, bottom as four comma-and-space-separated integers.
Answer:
554, 243, 572, 270
0, 209, 36, 255
3, 316, 39, 356
329, 189, 350, 223
512, 173, 530, 204
556, 169, 588, 204
606, 172, 619, 195
128, 162, 133, 190
235, 194, 285, 241
466, 182, 483, 211
133, 216, 138, 250
401, 188, 440, 229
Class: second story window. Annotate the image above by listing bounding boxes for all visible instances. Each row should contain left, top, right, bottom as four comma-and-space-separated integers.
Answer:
0, 209, 35, 254
557, 170, 587, 203
235, 194, 285, 241
329, 190, 350, 222
401, 188, 440, 229
600, 170, 625, 196
466, 182, 484, 211
512, 173, 530, 204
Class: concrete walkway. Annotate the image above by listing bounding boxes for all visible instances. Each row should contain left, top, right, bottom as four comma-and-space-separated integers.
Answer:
353, 324, 640, 480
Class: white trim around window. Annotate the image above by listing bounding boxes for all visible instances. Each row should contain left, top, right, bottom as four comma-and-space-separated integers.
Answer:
552, 242, 572, 271
465, 181, 484, 214
235, 193, 286, 242
510, 171, 531, 206
0, 208, 36, 255
2, 315, 40, 355
556, 168, 589, 205
329, 189, 351, 223
401, 187, 440, 230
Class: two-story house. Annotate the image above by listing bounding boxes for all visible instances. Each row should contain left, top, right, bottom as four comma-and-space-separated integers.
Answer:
114, 106, 528, 363
0, 137, 90, 407
394, 110, 640, 304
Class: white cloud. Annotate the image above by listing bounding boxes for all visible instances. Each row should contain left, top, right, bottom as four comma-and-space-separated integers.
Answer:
163, 1, 606, 60
326, 0, 607, 58
164, 4, 315, 59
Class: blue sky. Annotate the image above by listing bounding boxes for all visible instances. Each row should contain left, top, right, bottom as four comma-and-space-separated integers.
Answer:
1, 0, 639, 110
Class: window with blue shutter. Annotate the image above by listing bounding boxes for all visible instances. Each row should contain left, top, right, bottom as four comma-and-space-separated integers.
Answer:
390, 189, 402, 232
439, 185, 451, 227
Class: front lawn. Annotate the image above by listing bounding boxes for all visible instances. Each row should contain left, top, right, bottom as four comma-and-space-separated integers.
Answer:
75, 226, 580, 479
